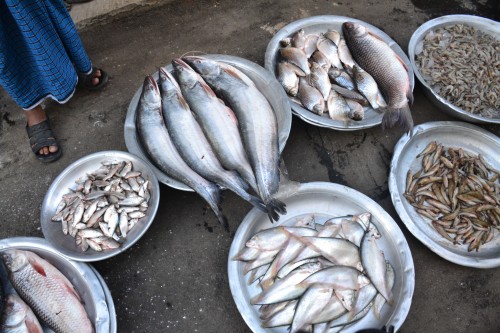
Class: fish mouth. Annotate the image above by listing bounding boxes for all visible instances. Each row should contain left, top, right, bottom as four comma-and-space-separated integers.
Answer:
342, 22, 354, 35
172, 58, 191, 71
146, 75, 160, 94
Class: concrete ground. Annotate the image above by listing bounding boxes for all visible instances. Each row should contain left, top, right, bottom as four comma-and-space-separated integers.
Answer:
0, 0, 499, 332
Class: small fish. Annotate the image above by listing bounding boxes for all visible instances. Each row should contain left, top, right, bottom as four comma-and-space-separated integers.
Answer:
292, 29, 306, 49
304, 34, 319, 58
280, 47, 310, 75
298, 77, 324, 114
352, 65, 382, 109
317, 35, 343, 69
328, 68, 355, 90
309, 62, 331, 100
277, 62, 299, 96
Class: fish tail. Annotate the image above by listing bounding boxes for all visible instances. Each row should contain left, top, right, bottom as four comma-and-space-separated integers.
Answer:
199, 184, 229, 231
382, 104, 414, 134
265, 198, 287, 223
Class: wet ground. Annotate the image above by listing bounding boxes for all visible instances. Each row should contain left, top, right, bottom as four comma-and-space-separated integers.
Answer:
0, 0, 499, 332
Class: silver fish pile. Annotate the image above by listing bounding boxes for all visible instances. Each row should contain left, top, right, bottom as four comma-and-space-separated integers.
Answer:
415, 24, 500, 118
233, 213, 395, 332
404, 142, 500, 252
1, 250, 93, 333
51, 159, 150, 252
136, 57, 287, 230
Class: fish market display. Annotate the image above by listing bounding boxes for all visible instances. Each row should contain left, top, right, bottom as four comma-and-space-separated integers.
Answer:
51, 159, 151, 251
415, 24, 500, 118
233, 213, 395, 332
404, 142, 500, 252
1, 250, 93, 333
136, 57, 287, 227
276, 22, 413, 132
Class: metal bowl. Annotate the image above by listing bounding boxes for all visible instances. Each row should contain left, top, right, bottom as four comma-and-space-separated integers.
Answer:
389, 121, 500, 268
0, 237, 114, 332
124, 54, 292, 191
408, 15, 500, 124
41, 150, 160, 262
228, 182, 415, 332
264, 15, 414, 131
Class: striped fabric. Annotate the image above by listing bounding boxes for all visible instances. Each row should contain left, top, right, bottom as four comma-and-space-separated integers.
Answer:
0, 0, 92, 110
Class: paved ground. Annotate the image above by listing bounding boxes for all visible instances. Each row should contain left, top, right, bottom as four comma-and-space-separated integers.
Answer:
0, 0, 499, 332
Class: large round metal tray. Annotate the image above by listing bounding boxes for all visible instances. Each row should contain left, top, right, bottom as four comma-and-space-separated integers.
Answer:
124, 54, 292, 191
228, 182, 415, 332
408, 15, 500, 124
40, 150, 160, 262
389, 121, 500, 268
0, 237, 113, 332
264, 15, 415, 131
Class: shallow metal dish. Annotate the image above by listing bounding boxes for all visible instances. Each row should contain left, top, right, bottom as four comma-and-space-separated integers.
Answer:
228, 182, 415, 332
90, 266, 117, 333
389, 121, 500, 268
408, 15, 500, 124
264, 15, 415, 131
41, 150, 160, 262
124, 54, 292, 191
0, 237, 112, 332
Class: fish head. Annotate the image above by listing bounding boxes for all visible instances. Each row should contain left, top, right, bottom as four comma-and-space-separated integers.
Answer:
3, 294, 28, 326
140, 75, 161, 107
342, 22, 367, 40
1, 250, 29, 273
172, 58, 200, 89
183, 56, 221, 77
158, 67, 180, 96
328, 67, 341, 79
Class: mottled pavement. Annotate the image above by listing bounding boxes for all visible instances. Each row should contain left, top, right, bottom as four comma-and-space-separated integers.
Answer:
0, 0, 499, 332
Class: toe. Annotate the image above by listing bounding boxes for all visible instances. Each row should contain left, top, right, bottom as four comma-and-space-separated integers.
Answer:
49, 145, 58, 153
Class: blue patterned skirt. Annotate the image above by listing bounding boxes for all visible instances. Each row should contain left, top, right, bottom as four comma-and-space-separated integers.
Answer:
0, 0, 92, 110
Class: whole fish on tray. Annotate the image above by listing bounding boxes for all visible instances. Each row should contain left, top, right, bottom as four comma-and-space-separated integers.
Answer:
159, 66, 267, 215
1, 250, 93, 333
184, 56, 287, 221
136, 75, 228, 230
343, 21, 414, 132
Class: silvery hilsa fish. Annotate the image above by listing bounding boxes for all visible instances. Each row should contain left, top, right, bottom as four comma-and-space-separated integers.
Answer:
343, 21, 414, 133
136, 75, 229, 230
183, 56, 287, 222
1, 250, 93, 333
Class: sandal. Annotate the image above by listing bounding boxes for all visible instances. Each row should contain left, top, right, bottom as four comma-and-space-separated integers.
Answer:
26, 120, 62, 163
79, 67, 109, 91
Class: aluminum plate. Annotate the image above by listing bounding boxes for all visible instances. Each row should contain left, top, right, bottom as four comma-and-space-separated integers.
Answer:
389, 121, 500, 268
408, 15, 500, 124
264, 15, 414, 131
228, 182, 415, 332
40, 150, 160, 262
124, 54, 292, 191
0, 237, 111, 332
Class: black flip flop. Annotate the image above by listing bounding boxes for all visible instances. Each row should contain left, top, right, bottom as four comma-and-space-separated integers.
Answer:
26, 120, 62, 163
79, 67, 109, 91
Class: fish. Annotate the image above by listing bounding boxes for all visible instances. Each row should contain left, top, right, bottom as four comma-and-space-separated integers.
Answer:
337, 38, 356, 73
292, 29, 306, 49
1, 293, 44, 333
291, 284, 334, 333
298, 77, 325, 114
2, 250, 93, 333
345, 99, 365, 121
277, 62, 299, 96
343, 21, 413, 132
309, 62, 331, 100
173, 59, 259, 194
352, 65, 383, 109
311, 50, 331, 71
372, 262, 395, 319
280, 47, 310, 75
261, 300, 297, 327
317, 35, 343, 69
328, 68, 355, 90
327, 90, 355, 121
330, 84, 369, 106
299, 266, 370, 291
136, 75, 228, 230
159, 66, 267, 216
183, 56, 287, 221
324, 29, 341, 46
304, 34, 319, 58
360, 224, 393, 304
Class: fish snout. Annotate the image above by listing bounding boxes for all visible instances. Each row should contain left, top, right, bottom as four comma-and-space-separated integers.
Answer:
172, 58, 191, 71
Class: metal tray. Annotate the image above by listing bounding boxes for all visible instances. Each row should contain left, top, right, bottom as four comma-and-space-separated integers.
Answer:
228, 182, 415, 332
408, 15, 500, 124
264, 15, 415, 131
389, 121, 500, 268
0, 237, 112, 332
90, 266, 117, 333
124, 54, 292, 191
40, 150, 160, 262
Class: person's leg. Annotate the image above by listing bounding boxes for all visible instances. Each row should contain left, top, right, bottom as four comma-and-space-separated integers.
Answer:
24, 106, 58, 156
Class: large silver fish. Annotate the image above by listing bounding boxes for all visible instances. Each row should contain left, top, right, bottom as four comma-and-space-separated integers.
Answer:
136, 75, 228, 230
343, 21, 414, 132
159, 66, 267, 215
1, 250, 93, 333
183, 56, 287, 221
172, 59, 259, 194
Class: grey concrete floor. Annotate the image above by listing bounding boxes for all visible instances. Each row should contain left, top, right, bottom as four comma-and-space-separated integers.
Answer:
0, 0, 499, 332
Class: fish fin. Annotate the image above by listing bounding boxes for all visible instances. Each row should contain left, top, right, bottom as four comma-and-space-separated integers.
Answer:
265, 198, 287, 222
30, 260, 47, 277
63, 282, 82, 301
199, 80, 218, 98
407, 89, 414, 107
220, 63, 256, 87
367, 30, 387, 42
381, 104, 413, 134
178, 94, 191, 111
